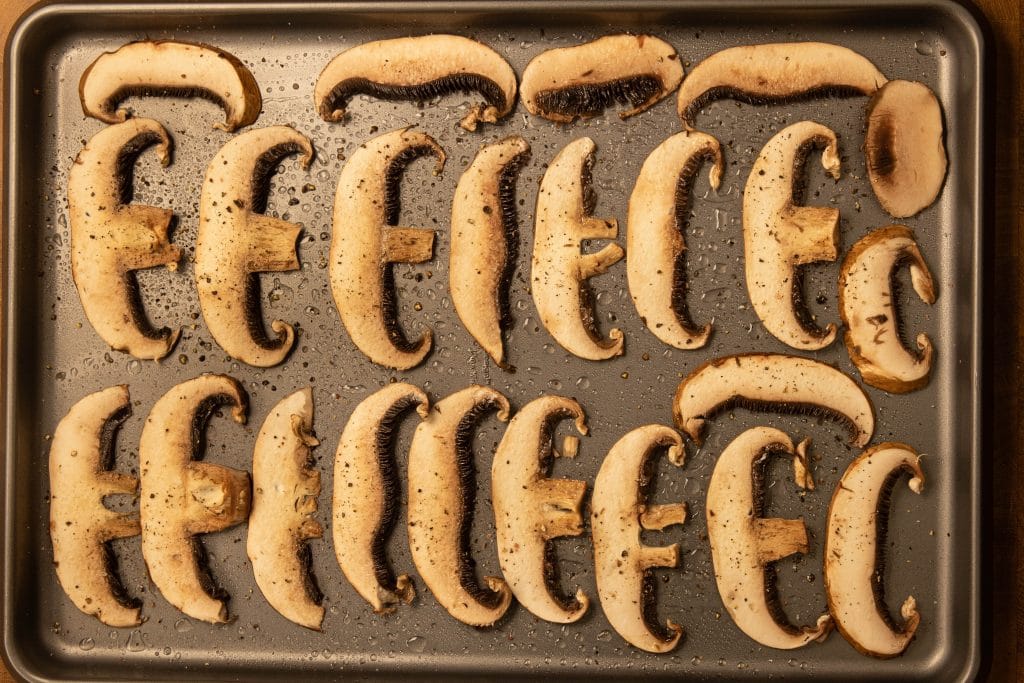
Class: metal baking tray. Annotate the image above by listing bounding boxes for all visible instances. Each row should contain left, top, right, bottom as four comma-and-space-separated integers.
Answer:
2, 1, 985, 680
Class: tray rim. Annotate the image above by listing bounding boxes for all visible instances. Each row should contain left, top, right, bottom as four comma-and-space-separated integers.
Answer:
1, 1, 987, 681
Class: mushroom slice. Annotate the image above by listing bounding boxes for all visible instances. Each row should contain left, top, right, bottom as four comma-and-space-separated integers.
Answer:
333, 383, 429, 613
673, 353, 874, 448
627, 131, 724, 349
521, 34, 684, 124
532, 137, 625, 360
408, 386, 514, 627
451, 136, 531, 369
68, 118, 181, 360
492, 395, 590, 623
197, 126, 313, 367
864, 80, 948, 218
139, 374, 251, 624
330, 128, 445, 370
592, 425, 687, 653
825, 443, 924, 658
706, 426, 832, 649
247, 388, 323, 630
839, 226, 937, 393
79, 40, 261, 132
314, 35, 517, 132
49, 385, 141, 628
744, 120, 841, 350
677, 42, 887, 130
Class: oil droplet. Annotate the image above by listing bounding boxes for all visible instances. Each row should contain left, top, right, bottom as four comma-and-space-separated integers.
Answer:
547, 379, 562, 390
126, 360, 141, 375
407, 636, 427, 653
79, 637, 95, 651
126, 629, 146, 652
596, 630, 612, 642
575, 376, 590, 389
914, 40, 934, 56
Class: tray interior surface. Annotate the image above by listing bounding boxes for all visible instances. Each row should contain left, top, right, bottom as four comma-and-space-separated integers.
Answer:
3, 2, 982, 681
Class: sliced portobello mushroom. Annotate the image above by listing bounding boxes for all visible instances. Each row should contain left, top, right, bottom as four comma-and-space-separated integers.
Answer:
864, 80, 948, 218
673, 353, 875, 448
80, 40, 261, 132
247, 388, 324, 630
49, 385, 141, 628
333, 383, 429, 614
591, 424, 687, 653
330, 127, 445, 370
68, 118, 181, 360
839, 226, 936, 393
825, 442, 924, 658
492, 395, 590, 623
450, 136, 531, 369
627, 131, 723, 349
677, 42, 887, 130
532, 137, 625, 360
315, 35, 517, 132
139, 374, 251, 624
196, 125, 313, 368
744, 120, 841, 350
706, 426, 832, 649
521, 34, 684, 123
407, 386, 514, 627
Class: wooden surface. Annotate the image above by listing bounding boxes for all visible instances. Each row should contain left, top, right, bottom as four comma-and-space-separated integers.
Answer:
0, 1, 1018, 681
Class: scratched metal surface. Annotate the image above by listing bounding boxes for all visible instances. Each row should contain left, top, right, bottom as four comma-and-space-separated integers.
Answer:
2, 2, 983, 681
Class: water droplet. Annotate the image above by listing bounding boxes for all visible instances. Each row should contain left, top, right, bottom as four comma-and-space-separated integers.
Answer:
127, 360, 141, 375
547, 379, 562, 390
79, 637, 95, 651
126, 629, 146, 652
575, 376, 590, 389
407, 636, 427, 653
914, 40, 934, 56
173, 618, 192, 633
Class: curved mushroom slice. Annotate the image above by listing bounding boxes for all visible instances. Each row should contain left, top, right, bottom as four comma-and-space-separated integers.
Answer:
333, 383, 429, 613
197, 126, 313, 367
80, 40, 261, 132
315, 35, 517, 132
865, 80, 948, 218
139, 374, 251, 624
839, 226, 937, 393
408, 386, 514, 627
744, 120, 841, 350
521, 34, 683, 124
492, 395, 590, 623
825, 442, 924, 658
627, 131, 724, 349
330, 128, 445, 370
533, 137, 624, 360
677, 42, 887, 130
247, 388, 323, 630
68, 118, 181, 360
451, 136, 531, 369
592, 425, 687, 653
707, 426, 832, 649
49, 385, 141, 627
673, 353, 874, 448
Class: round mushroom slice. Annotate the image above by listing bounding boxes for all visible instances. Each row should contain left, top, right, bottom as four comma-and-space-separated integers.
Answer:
627, 131, 724, 349
247, 388, 324, 630
197, 126, 313, 367
825, 442, 924, 658
532, 137, 625, 360
407, 386, 514, 627
492, 395, 590, 623
333, 383, 429, 614
839, 226, 937, 393
68, 118, 181, 361
330, 128, 445, 370
707, 427, 832, 649
744, 121, 841, 350
673, 353, 875, 448
521, 34, 684, 124
450, 136, 531, 369
591, 425, 688, 653
677, 42, 887, 130
864, 80, 948, 218
314, 35, 517, 132
139, 374, 251, 624
49, 385, 141, 628
79, 40, 261, 132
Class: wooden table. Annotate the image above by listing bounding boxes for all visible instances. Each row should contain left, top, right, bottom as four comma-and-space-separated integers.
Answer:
0, 1, 1018, 681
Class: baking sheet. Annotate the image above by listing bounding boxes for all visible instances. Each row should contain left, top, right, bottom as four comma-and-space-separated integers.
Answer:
2, 1, 984, 680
